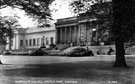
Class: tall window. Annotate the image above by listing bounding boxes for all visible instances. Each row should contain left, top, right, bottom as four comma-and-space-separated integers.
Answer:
46, 37, 49, 45
26, 40, 28, 46
41, 38, 43, 45
37, 38, 40, 46
33, 39, 36, 46
29, 39, 32, 46
43, 36, 45, 45
50, 37, 53, 44
11, 39, 13, 46
20, 40, 23, 46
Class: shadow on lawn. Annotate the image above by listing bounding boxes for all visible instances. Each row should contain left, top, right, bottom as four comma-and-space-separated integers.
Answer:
1, 60, 135, 81
0, 57, 135, 84
0, 61, 113, 77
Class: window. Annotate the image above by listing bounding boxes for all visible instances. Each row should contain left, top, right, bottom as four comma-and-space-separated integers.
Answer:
50, 37, 53, 44
26, 40, 28, 46
33, 39, 36, 46
37, 38, 40, 46
11, 39, 13, 46
41, 38, 43, 45
29, 39, 32, 46
20, 40, 23, 46
43, 36, 45, 45
46, 37, 49, 45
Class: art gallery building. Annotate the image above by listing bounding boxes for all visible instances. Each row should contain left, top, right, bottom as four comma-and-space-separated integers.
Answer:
6, 16, 109, 50
8, 26, 56, 50
55, 16, 109, 46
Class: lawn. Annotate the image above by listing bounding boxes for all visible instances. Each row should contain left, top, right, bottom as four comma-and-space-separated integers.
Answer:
0, 56, 135, 84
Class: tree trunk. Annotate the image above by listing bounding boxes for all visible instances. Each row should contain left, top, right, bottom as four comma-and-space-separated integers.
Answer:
113, 37, 128, 67
112, 0, 129, 68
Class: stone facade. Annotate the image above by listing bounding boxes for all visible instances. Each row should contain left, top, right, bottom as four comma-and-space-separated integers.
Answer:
5, 16, 110, 50
55, 16, 101, 46
8, 26, 56, 50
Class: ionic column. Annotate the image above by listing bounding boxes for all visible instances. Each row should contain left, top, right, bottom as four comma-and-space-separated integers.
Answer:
56, 28, 58, 44
60, 27, 63, 44
56, 28, 59, 44
96, 24, 99, 42
78, 24, 81, 42
69, 26, 72, 42
74, 25, 77, 45
65, 27, 67, 43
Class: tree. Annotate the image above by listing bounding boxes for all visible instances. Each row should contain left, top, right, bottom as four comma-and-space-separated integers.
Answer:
112, 0, 135, 67
0, 0, 55, 27
0, 0, 55, 49
0, 16, 7, 45
3, 16, 20, 50
0, 16, 20, 50
70, 0, 135, 67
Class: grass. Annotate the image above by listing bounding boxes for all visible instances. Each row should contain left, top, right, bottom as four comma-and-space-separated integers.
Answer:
0, 56, 135, 84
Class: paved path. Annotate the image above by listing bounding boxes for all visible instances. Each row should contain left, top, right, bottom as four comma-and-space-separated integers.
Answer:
1, 55, 135, 65
0, 55, 117, 65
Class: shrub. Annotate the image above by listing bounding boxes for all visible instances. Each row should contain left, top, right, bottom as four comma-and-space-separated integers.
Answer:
30, 48, 48, 56
68, 47, 94, 57
2, 51, 30, 56
2, 51, 11, 55
49, 43, 56, 48
85, 50, 94, 56
125, 47, 135, 55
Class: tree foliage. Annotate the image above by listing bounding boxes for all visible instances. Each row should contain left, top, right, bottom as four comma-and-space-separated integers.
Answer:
70, 0, 113, 41
70, 0, 135, 41
0, 0, 55, 26
0, 0, 55, 46
70, 0, 135, 67
0, 16, 20, 45
113, 0, 135, 41
0, 17, 7, 44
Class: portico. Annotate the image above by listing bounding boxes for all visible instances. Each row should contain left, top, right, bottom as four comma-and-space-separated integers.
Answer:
55, 16, 99, 46
56, 25, 79, 45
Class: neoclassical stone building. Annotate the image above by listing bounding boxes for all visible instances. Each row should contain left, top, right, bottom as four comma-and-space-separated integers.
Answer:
55, 16, 109, 46
8, 26, 56, 50
5, 16, 110, 50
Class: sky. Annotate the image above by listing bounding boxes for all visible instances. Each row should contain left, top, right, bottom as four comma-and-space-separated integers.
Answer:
50, 0, 73, 20
0, 0, 73, 28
